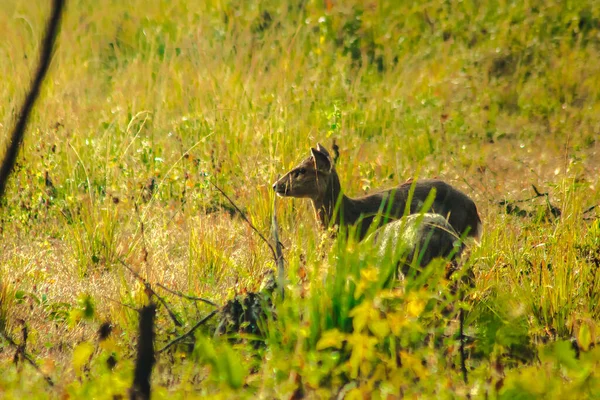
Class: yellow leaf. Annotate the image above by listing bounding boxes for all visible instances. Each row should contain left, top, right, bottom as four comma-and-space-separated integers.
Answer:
73, 342, 95, 373
350, 301, 379, 332
354, 280, 367, 299
369, 318, 390, 339
316, 329, 346, 350
350, 302, 370, 332
360, 267, 379, 283
355, 267, 380, 299
99, 337, 117, 352
399, 351, 429, 380
345, 387, 364, 400
377, 288, 404, 300
406, 292, 425, 317
347, 333, 378, 379
387, 312, 407, 336
407, 300, 424, 317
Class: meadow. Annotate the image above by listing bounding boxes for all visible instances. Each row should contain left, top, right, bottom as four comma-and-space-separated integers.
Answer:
1, 0, 600, 398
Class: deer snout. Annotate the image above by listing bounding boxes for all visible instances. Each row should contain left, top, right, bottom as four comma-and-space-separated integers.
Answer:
272, 179, 287, 196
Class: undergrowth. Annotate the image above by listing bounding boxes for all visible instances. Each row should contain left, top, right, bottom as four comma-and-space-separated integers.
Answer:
1, 0, 600, 398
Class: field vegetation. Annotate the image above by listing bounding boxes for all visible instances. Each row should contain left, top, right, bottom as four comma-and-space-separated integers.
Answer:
1, 0, 600, 398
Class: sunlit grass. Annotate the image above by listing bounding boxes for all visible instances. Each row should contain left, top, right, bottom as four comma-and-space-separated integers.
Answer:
0, 0, 599, 397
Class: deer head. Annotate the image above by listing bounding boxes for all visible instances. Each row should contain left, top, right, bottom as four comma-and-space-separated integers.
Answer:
272, 143, 334, 202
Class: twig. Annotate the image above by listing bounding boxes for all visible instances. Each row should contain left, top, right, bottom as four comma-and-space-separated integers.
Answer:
531, 184, 546, 197
531, 184, 561, 218
117, 258, 183, 327
423, 9, 435, 33
0, 0, 65, 202
271, 188, 285, 299
134, 202, 150, 267
498, 184, 561, 219
12, 320, 28, 367
459, 307, 468, 384
582, 204, 599, 221
498, 184, 548, 206
98, 294, 139, 312
583, 204, 597, 215
157, 310, 219, 354
0, 331, 54, 386
155, 282, 219, 308
208, 180, 278, 263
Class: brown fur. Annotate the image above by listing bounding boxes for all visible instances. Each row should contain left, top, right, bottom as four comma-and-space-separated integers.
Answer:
273, 144, 482, 241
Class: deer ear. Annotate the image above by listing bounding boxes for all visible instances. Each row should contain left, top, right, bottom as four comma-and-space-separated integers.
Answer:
311, 147, 332, 172
316, 143, 331, 158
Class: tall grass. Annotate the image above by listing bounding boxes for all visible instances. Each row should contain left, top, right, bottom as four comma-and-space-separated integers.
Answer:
0, 0, 599, 397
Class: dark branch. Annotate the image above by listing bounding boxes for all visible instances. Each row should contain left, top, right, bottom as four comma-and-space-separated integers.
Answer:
531, 184, 546, 197
209, 180, 278, 263
459, 308, 468, 384
117, 258, 183, 327
498, 184, 561, 219
0, 331, 54, 386
155, 282, 219, 308
130, 304, 156, 400
99, 295, 139, 312
157, 310, 219, 354
0, 0, 65, 201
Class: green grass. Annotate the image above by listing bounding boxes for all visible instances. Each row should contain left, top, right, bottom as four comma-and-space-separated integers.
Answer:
1, 0, 600, 397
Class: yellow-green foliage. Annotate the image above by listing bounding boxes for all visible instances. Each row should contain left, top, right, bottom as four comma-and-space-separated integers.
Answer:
1, 0, 600, 397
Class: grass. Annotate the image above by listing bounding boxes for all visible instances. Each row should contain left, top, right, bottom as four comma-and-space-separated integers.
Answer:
1, 0, 600, 397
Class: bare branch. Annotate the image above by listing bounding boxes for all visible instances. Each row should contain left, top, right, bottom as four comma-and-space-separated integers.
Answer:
0, 0, 65, 201
531, 184, 546, 197
459, 308, 468, 384
208, 180, 278, 263
271, 190, 285, 298
98, 295, 139, 312
130, 304, 156, 400
155, 282, 219, 308
157, 310, 219, 354
117, 258, 183, 328
0, 331, 54, 387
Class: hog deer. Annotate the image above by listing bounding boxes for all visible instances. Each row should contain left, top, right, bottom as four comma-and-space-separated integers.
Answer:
272, 143, 482, 242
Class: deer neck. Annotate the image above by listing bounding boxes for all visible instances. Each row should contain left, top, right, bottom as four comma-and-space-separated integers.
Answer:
311, 171, 360, 230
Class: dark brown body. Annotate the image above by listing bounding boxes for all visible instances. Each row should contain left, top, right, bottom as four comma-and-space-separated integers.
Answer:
273, 144, 482, 241
340, 178, 482, 240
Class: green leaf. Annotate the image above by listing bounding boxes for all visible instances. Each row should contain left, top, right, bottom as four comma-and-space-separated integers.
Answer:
195, 336, 246, 389
78, 294, 95, 320
578, 324, 592, 352
219, 344, 246, 389
549, 341, 579, 370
